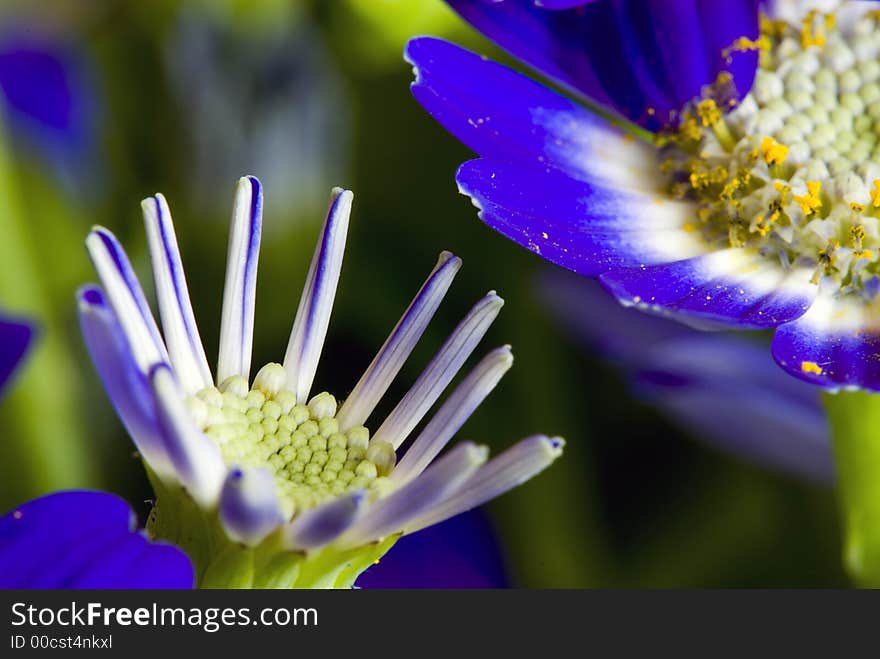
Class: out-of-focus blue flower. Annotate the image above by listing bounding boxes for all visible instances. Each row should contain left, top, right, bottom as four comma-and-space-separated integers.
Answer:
407, 1, 880, 392
0, 490, 193, 589
540, 270, 834, 483
0, 30, 97, 184
356, 509, 509, 588
0, 312, 34, 396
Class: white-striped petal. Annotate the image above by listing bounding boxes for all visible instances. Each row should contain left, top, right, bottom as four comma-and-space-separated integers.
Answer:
283, 188, 353, 403
219, 467, 285, 546
336, 251, 462, 431
85, 227, 168, 372
402, 435, 564, 535
389, 345, 512, 485
143, 193, 212, 394
336, 442, 487, 548
283, 490, 367, 552
371, 292, 504, 448
150, 364, 226, 508
217, 176, 263, 384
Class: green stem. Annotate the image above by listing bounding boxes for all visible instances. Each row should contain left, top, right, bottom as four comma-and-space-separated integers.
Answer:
823, 390, 880, 586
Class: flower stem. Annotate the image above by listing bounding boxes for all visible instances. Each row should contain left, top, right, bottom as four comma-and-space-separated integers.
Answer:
823, 390, 880, 586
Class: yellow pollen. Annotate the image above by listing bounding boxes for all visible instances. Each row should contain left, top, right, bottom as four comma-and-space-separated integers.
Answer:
871, 179, 880, 208
683, 222, 696, 232
800, 361, 824, 375
851, 202, 866, 213
696, 99, 721, 126
723, 34, 770, 62
760, 136, 788, 165
794, 180, 822, 215
801, 10, 827, 48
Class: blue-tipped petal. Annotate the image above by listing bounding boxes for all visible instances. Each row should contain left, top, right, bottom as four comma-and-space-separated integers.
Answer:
443, 0, 760, 130
599, 248, 817, 330
217, 176, 263, 384
406, 37, 658, 188
772, 292, 880, 391
284, 188, 353, 403
283, 491, 367, 552
336, 251, 461, 431
219, 468, 285, 546
0, 491, 193, 589
456, 157, 704, 277
77, 286, 173, 477
143, 193, 212, 394
0, 312, 34, 396
636, 335, 833, 483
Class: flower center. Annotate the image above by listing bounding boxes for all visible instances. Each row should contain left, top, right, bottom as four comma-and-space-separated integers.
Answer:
662, 9, 880, 294
185, 363, 396, 518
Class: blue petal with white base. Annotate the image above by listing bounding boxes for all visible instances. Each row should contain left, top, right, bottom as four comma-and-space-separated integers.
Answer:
456, 157, 703, 277
772, 293, 880, 391
0, 491, 193, 589
443, 0, 760, 130
599, 249, 817, 330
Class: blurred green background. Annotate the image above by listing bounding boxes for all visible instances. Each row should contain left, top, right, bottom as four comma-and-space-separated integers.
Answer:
0, 0, 846, 587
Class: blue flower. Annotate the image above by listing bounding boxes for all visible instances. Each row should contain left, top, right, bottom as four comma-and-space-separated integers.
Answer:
0, 30, 97, 183
540, 271, 834, 483
407, 0, 880, 391
76, 176, 563, 586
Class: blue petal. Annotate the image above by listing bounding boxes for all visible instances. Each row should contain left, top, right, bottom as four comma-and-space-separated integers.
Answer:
0, 491, 193, 589
0, 312, 34, 396
599, 249, 817, 329
772, 293, 880, 391
219, 468, 284, 546
456, 157, 703, 276
406, 37, 658, 186
635, 335, 833, 483
355, 509, 509, 588
444, 0, 760, 130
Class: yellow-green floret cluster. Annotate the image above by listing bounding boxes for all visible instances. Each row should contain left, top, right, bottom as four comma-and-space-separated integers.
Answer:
661, 8, 880, 295
186, 363, 396, 518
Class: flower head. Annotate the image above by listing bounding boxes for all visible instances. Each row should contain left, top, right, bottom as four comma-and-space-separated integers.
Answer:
408, 0, 880, 391
79, 176, 562, 587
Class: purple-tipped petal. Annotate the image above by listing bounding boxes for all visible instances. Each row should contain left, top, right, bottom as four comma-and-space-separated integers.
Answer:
150, 364, 226, 507
534, 0, 596, 8
637, 335, 833, 483
772, 292, 880, 392
0, 491, 193, 589
406, 37, 658, 188
371, 291, 504, 448
442, 0, 760, 130
599, 248, 817, 330
143, 193, 212, 394
85, 227, 168, 372
219, 468, 285, 546
0, 312, 34, 396
77, 286, 173, 477
283, 491, 367, 551
403, 435, 564, 535
339, 443, 488, 548
284, 188, 353, 403
456, 157, 704, 277
391, 346, 512, 483
337, 251, 462, 431
217, 176, 263, 384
